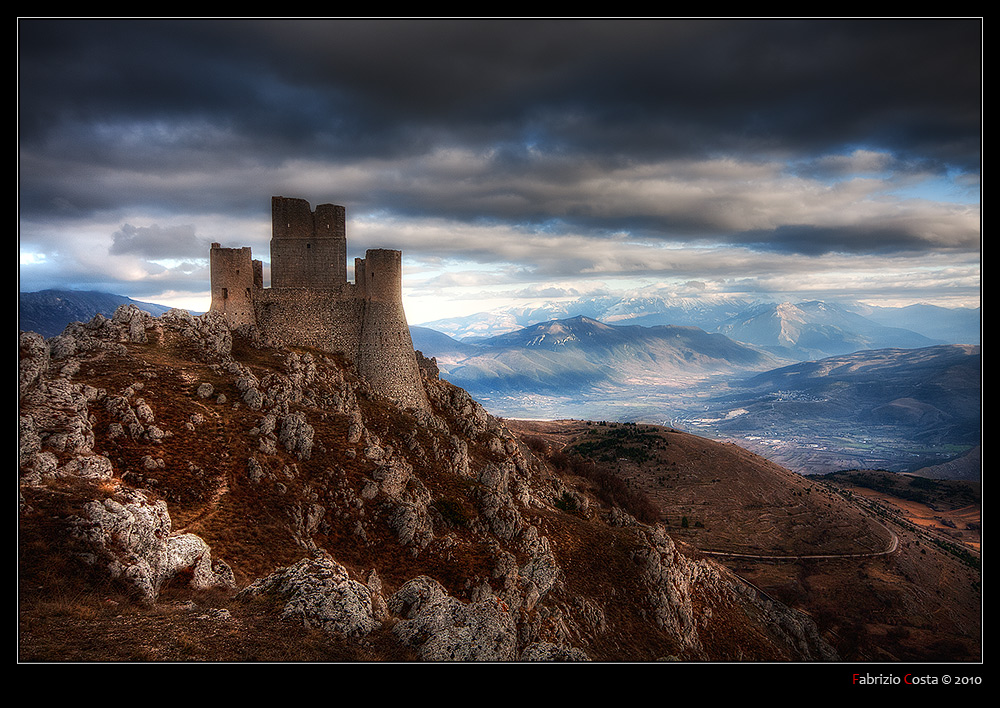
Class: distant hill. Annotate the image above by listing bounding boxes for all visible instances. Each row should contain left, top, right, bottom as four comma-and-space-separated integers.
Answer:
416, 295, 758, 340
409, 325, 483, 363
692, 344, 981, 473
855, 303, 980, 345
422, 315, 784, 396
714, 300, 940, 360
19, 289, 189, 338
732, 344, 980, 429
819, 469, 980, 509
910, 446, 982, 482
415, 295, 976, 359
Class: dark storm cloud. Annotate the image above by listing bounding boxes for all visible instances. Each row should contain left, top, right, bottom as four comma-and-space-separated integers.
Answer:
19, 19, 981, 164
734, 224, 944, 256
18, 18, 981, 307
219, 19, 981, 165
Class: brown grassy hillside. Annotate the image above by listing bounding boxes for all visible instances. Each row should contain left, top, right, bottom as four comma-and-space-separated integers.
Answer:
509, 419, 981, 662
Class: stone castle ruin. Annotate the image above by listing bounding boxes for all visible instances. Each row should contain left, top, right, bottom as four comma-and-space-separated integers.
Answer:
210, 196, 428, 411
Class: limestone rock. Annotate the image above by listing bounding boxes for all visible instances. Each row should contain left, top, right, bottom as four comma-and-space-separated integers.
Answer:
165, 534, 237, 592
164, 309, 233, 358
60, 454, 115, 480
278, 412, 314, 461
112, 304, 152, 343
631, 525, 712, 657
388, 576, 517, 661
238, 552, 381, 638
520, 642, 590, 661
388, 501, 434, 549
20, 377, 98, 456
518, 525, 561, 609
19, 331, 49, 397
475, 460, 526, 541
70, 488, 235, 602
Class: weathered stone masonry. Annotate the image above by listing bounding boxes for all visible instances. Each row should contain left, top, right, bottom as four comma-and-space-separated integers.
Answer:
210, 196, 428, 411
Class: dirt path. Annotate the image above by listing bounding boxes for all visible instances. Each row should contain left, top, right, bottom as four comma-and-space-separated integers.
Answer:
172, 371, 234, 535
683, 523, 899, 561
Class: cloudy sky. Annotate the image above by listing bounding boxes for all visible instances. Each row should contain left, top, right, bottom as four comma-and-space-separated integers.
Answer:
18, 19, 981, 324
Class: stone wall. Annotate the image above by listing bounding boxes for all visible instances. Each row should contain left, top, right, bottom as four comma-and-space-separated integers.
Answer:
255, 286, 364, 356
271, 196, 346, 240
357, 248, 403, 303
356, 299, 429, 411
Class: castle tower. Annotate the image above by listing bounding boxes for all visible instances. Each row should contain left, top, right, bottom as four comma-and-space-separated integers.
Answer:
209, 243, 260, 326
208, 197, 429, 412
355, 249, 430, 411
269, 196, 347, 288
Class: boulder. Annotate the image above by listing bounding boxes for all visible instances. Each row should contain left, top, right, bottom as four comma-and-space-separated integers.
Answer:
71, 488, 235, 602
238, 552, 381, 637
388, 576, 517, 661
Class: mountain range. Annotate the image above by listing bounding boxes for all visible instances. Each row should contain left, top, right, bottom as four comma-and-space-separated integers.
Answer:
413, 315, 784, 396
410, 312, 980, 475
713, 300, 941, 359
689, 344, 981, 475
418, 295, 979, 359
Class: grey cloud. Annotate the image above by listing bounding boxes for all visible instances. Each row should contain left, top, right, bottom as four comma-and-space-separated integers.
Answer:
109, 223, 205, 259
732, 221, 977, 257
18, 19, 981, 308
19, 20, 980, 166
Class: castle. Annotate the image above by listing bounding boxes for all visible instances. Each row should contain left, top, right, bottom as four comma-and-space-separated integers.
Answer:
210, 196, 428, 411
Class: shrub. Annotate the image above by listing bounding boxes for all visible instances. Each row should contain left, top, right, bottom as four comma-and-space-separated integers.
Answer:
555, 492, 579, 512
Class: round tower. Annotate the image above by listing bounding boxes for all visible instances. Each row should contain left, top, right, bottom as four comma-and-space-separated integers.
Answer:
359, 248, 403, 303
355, 249, 429, 411
209, 243, 258, 326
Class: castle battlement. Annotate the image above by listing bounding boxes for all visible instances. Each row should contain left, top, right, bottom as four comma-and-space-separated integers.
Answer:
210, 197, 428, 411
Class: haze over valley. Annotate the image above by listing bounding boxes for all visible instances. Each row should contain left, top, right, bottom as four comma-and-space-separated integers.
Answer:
409, 294, 980, 477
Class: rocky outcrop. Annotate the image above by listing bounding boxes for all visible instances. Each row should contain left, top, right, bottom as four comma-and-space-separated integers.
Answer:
388, 576, 518, 661
520, 641, 590, 661
235, 555, 527, 660
632, 524, 836, 661
631, 525, 714, 657
18, 332, 116, 486
21, 307, 236, 603
19, 331, 49, 397
70, 488, 235, 602
237, 552, 383, 637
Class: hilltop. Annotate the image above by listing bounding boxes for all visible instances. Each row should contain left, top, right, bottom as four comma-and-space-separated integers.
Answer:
20, 306, 847, 662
